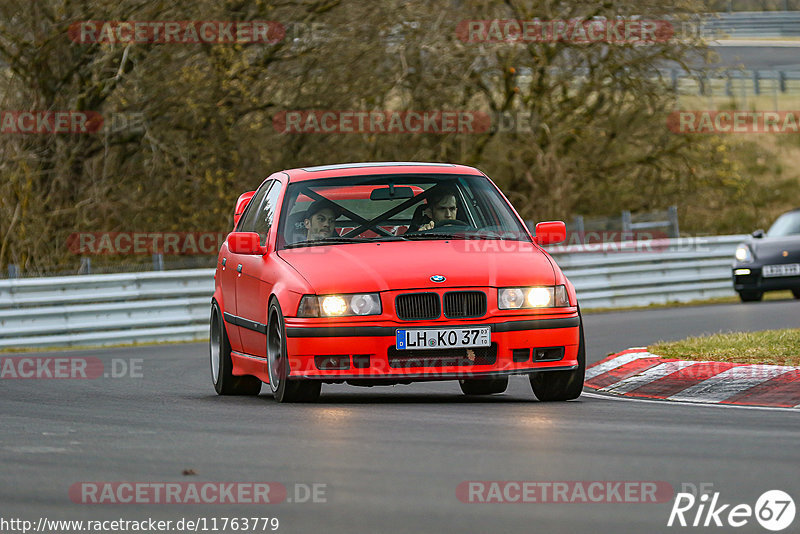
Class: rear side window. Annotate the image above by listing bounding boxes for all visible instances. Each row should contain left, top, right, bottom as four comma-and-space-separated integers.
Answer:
236, 180, 273, 234
251, 182, 282, 245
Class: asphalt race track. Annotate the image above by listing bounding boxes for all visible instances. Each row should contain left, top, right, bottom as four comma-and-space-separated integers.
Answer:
1, 300, 799, 534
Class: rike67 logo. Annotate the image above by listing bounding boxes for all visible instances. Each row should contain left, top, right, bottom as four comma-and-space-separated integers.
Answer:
668, 486, 795, 531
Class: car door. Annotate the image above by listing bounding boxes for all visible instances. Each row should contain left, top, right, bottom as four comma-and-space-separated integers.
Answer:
224, 180, 273, 352
235, 179, 284, 357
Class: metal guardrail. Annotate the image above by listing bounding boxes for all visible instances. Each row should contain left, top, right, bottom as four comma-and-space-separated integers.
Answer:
705, 11, 800, 36
0, 236, 747, 349
0, 270, 213, 349
549, 235, 745, 309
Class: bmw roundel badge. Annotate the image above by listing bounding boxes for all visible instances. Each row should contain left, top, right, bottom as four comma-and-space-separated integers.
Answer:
430, 275, 446, 283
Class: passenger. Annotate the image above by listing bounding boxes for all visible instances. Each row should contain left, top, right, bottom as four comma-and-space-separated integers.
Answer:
304, 200, 340, 240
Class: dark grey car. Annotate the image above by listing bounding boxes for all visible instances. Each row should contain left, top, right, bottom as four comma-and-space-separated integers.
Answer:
732, 208, 800, 302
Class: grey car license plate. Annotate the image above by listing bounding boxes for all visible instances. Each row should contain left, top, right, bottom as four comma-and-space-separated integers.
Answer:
763, 263, 800, 277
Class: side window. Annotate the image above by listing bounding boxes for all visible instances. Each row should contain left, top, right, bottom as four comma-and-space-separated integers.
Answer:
236, 180, 273, 234
252, 181, 282, 245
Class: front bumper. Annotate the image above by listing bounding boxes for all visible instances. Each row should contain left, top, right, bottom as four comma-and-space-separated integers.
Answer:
284, 314, 580, 380
732, 266, 800, 292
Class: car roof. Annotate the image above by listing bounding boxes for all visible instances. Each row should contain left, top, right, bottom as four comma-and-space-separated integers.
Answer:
281, 162, 485, 182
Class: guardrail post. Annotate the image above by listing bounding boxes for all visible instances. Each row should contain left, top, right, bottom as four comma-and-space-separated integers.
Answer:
153, 253, 164, 271
7, 264, 18, 279
668, 206, 680, 238
79, 257, 92, 275
779, 71, 787, 93
572, 215, 585, 238
725, 71, 733, 97
753, 70, 761, 95
621, 210, 632, 232
671, 69, 678, 92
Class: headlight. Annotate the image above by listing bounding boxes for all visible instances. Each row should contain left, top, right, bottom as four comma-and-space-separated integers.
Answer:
498, 286, 570, 309
735, 244, 754, 263
298, 293, 382, 317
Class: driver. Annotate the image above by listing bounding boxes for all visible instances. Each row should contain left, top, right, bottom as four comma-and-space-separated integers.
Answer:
304, 200, 340, 240
418, 188, 458, 231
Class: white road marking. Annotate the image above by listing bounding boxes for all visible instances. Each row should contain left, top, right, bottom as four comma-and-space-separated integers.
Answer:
582, 391, 800, 412
667, 365, 795, 403
600, 361, 696, 394
585, 351, 653, 380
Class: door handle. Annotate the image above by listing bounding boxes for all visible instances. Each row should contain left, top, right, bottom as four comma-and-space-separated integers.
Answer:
237, 264, 243, 273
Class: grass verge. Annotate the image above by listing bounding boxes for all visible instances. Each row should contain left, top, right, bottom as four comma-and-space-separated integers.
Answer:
649, 329, 800, 366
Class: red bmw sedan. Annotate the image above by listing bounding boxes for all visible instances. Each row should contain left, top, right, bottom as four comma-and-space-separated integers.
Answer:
210, 162, 584, 402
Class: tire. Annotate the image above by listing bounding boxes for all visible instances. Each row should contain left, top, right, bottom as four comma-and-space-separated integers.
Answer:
738, 290, 763, 302
792, 289, 800, 299
459, 377, 509, 395
210, 302, 262, 396
267, 298, 321, 403
529, 312, 586, 402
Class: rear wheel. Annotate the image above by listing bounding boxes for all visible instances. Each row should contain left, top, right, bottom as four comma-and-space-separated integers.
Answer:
459, 377, 508, 395
738, 290, 763, 302
792, 289, 800, 299
267, 299, 321, 403
210, 302, 261, 396
529, 313, 586, 402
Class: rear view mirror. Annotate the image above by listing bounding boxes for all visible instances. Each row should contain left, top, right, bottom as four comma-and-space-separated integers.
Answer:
752, 229, 765, 238
233, 191, 256, 228
227, 232, 266, 255
534, 221, 567, 245
369, 185, 415, 200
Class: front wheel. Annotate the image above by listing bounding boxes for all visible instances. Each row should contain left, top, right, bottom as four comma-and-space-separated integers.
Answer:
791, 288, 800, 299
738, 290, 763, 302
267, 298, 321, 403
459, 377, 508, 395
210, 302, 261, 396
529, 313, 585, 402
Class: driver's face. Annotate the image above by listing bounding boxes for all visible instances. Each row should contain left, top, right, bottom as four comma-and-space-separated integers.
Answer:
305, 208, 337, 239
427, 195, 457, 222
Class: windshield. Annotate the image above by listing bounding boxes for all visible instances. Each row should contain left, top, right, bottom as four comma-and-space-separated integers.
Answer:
277, 174, 530, 248
767, 211, 800, 237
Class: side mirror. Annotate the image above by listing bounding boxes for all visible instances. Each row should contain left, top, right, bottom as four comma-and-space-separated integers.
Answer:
534, 221, 567, 245
233, 191, 256, 228
752, 229, 765, 238
227, 232, 266, 255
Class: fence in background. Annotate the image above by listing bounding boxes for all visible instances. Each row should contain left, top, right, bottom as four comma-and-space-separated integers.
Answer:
0, 235, 748, 349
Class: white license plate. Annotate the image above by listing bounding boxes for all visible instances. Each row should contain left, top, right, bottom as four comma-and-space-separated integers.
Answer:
763, 263, 800, 278
395, 327, 491, 350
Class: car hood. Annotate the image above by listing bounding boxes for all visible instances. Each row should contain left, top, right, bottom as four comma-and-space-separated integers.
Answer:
750, 235, 800, 263
278, 240, 556, 293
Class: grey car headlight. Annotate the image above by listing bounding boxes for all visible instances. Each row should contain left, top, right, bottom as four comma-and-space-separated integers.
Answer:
735, 244, 754, 263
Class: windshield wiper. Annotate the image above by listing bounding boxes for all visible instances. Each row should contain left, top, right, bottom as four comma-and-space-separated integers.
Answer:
402, 233, 459, 240
284, 237, 374, 248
